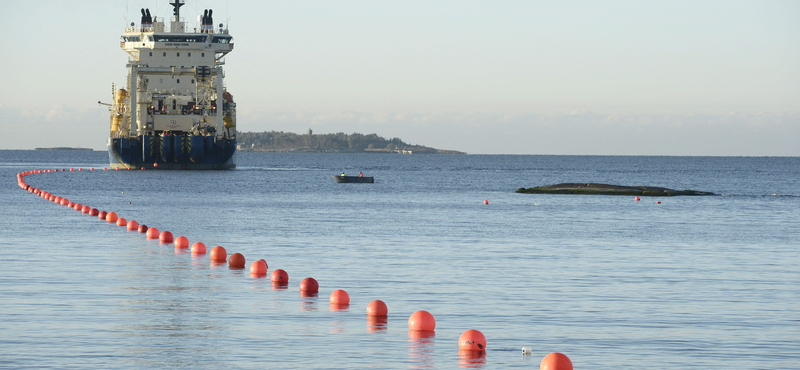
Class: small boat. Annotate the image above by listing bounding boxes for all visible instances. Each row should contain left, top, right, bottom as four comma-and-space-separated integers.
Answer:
334, 175, 374, 183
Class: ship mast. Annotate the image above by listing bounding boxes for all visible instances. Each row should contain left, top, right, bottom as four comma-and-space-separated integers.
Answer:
170, 0, 186, 33
171, 0, 185, 22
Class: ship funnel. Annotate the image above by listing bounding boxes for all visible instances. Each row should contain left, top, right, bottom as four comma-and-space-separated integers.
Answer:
140, 8, 152, 30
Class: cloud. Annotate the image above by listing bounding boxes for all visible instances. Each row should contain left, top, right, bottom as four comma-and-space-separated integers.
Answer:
0, 106, 108, 150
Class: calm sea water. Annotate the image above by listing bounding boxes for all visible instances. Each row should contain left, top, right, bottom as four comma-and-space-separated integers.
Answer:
1, 150, 798, 369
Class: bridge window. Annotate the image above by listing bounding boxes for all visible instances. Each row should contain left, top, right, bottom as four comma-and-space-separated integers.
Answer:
212, 36, 233, 44
152, 35, 208, 43
188, 52, 191, 57
163, 52, 166, 57
177, 52, 180, 57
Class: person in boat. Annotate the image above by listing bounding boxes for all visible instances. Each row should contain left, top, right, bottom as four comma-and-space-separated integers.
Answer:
341, 172, 346, 177
359, 172, 363, 177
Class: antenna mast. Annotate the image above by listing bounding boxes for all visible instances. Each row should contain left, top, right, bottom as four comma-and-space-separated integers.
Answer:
171, 0, 185, 21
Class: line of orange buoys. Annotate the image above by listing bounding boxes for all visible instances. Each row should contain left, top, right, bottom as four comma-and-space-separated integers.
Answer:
14, 168, 574, 368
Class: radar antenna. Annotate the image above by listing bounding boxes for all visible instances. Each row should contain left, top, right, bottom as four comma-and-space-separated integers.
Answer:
170, 0, 185, 21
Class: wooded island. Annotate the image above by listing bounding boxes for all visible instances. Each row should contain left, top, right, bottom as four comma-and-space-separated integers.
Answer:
237, 131, 464, 154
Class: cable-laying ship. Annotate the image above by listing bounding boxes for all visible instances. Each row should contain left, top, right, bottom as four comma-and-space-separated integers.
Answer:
104, 0, 236, 169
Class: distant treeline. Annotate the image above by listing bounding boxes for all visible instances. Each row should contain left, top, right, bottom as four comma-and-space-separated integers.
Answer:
237, 131, 464, 154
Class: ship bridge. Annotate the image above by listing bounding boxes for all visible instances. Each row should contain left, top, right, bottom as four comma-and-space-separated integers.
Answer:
119, 1, 233, 65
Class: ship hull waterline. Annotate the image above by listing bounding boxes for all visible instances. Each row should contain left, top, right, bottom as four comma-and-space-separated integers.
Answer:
108, 136, 236, 170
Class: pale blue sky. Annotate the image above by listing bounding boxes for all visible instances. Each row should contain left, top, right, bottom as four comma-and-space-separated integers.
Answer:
1, 0, 798, 154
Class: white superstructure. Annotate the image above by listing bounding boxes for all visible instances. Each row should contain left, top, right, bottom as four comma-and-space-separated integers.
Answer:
111, 0, 235, 140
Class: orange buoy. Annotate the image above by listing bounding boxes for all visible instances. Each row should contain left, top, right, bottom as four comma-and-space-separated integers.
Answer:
540, 352, 573, 370
191, 242, 207, 255
79, 168, 83, 171
60, 198, 69, 205
70, 168, 74, 171
159, 231, 173, 243
257, 258, 268, 268
484, 199, 488, 204
271, 269, 288, 283
229, 253, 246, 268
330, 289, 350, 305
635, 196, 640, 201
367, 300, 388, 316
98, 211, 108, 220
657, 201, 661, 204
104, 168, 107, 170
54, 196, 63, 203
81, 205, 90, 213
127, 220, 139, 231
250, 260, 267, 276
210, 246, 227, 262
116, 167, 119, 170
140, 167, 145, 170
299, 277, 319, 292
74, 203, 82, 210
89, 208, 99, 216
458, 329, 487, 351
116, 218, 127, 226
146, 227, 160, 239
138, 224, 148, 233
408, 310, 436, 332
174, 236, 189, 248
154, 163, 158, 167
90, 167, 94, 171
68, 202, 75, 207
106, 212, 118, 222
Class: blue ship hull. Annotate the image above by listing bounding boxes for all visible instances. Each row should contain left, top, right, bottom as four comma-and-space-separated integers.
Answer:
108, 135, 236, 169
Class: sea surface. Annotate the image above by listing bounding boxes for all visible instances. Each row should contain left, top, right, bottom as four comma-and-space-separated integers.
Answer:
1, 150, 798, 369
